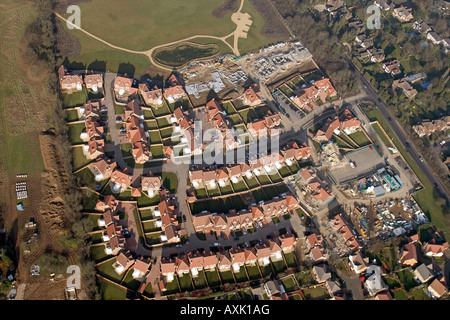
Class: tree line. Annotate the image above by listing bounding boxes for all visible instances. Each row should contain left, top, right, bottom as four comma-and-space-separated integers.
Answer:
27, 0, 99, 299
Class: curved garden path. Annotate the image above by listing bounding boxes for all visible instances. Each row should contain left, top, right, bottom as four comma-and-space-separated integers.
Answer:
55, 0, 251, 71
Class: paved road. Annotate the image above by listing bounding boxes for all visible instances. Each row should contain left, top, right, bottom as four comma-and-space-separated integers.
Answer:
346, 55, 450, 203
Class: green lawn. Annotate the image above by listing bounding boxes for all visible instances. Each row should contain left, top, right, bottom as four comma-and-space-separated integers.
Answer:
231, 180, 248, 193
164, 278, 180, 295
160, 127, 174, 139
244, 176, 259, 189
195, 187, 208, 199
284, 252, 297, 268
62, 89, 87, 108
233, 266, 249, 282
396, 269, 418, 291
150, 145, 164, 158
239, 108, 259, 123
222, 101, 237, 115
90, 245, 113, 264
256, 173, 271, 185
262, 186, 278, 199
371, 122, 394, 148
148, 131, 162, 144
281, 277, 298, 293
277, 165, 291, 177
206, 187, 221, 197
259, 264, 273, 278
219, 197, 234, 213
144, 119, 158, 130
205, 269, 221, 287
68, 122, 86, 145
154, 42, 220, 68
302, 286, 330, 300
192, 271, 208, 289
99, 280, 126, 300
271, 259, 286, 274
139, 209, 154, 220
392, 288, 409, 300
121, 270, 142, 292
156, 116, 171, 128
160, 172, 178, 194
96, 259, 126, 283
137, 193, 160, 207
220, 270, 235, 284
246, 265, 261, 280
252, 188, 268, 202
81, 187, 100, 212
348, 130, 371, 147
206, 199, 221, 213
178, 273, 194, 292
219, 184, 234, 195
411, 287, 431, 300
65, 109, 79, 122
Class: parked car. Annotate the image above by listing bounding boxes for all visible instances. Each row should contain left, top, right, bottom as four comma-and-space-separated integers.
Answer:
182, 215, 186, 222
214, 242, 220, 246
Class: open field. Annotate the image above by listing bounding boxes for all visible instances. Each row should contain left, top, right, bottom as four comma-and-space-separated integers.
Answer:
61, 0, 236, 51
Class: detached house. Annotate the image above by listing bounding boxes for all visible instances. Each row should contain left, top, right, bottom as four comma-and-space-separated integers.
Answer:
400, 242, 419, 267
349, 250, 369, 274
280, 141, 312, 164
58, 65, 83, 92
132, 257, 151, 279
382, 60, 402, 77
141, 175, 162, 197
139, 83, 163, 107
392, 5, 414, 22
313, 117, 341, 143
110, 168, 133, 193
392, 78, 418, 99
114, 76, 137, 97
243, 83, 263, 106
92, 157, 117, 181
160, 258, 176, 282
164, 74, 186, 103
84, 73, 103, 93
424, 240, 449, 257
84, 137, 105, 160
113, 251, 134, 275
428, 278, 448, 299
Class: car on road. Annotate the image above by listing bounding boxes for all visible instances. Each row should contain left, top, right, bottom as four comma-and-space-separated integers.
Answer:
388, 117, 392, 121
419, 156, 424, 163
362, 83, 367, 89
214, 242, 220, 246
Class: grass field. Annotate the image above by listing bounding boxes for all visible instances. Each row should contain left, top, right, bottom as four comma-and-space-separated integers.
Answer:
65, 0, 236, 51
